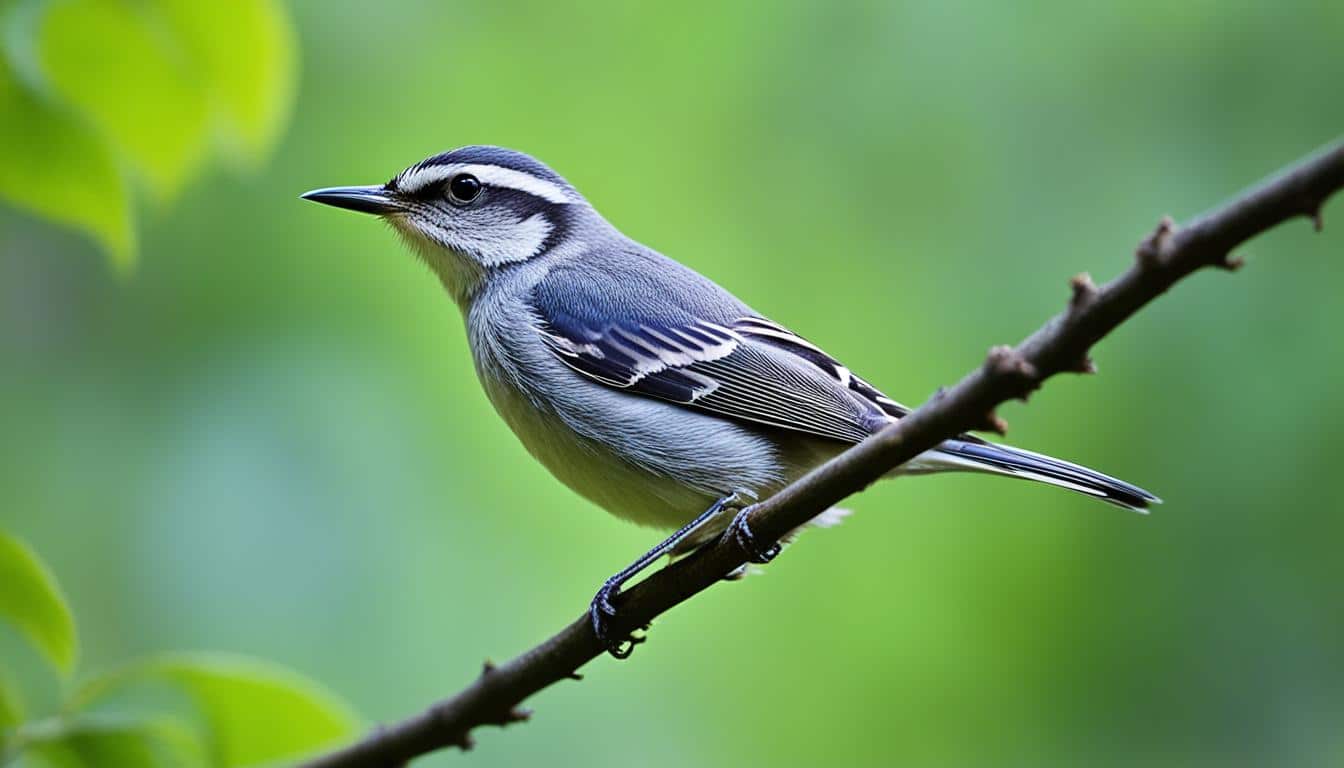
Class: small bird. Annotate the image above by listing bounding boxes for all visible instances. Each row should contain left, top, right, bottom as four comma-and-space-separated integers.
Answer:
303, 146, 1158, 656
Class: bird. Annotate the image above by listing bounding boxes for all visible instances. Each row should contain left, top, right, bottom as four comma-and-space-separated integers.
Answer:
302, 146, 1159, 657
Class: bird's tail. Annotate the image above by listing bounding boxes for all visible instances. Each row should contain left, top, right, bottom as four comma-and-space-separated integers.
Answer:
915, 439, 1161, 513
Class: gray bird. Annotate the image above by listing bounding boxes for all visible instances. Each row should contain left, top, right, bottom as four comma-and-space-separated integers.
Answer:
302, 146, 1158, 656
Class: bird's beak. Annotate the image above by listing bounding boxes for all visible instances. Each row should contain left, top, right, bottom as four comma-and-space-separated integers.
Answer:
300, 185, 402, 215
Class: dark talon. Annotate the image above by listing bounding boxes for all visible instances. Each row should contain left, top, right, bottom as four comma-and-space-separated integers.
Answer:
590, 580, 645, 658
594, 579, 619, 618
729, 507, 780, 564
609, 632, 645, 659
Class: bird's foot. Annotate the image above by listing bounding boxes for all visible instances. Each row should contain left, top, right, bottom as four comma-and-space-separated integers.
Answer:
728, 506, 781, 564
588, 489, 765, 658
590, 580, 645, 659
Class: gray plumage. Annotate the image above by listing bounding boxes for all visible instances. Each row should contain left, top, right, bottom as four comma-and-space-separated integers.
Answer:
303, 145, 1158, 583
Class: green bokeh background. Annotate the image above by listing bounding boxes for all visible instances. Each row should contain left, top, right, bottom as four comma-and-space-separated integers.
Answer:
4, 2, 1343, 765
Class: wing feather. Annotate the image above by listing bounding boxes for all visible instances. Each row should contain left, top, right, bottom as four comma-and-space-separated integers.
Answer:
535, 306, 907, 443
733, 316, 911, 420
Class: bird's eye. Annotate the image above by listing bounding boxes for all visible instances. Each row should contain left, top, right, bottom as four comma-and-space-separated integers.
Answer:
447, 174, 482, 204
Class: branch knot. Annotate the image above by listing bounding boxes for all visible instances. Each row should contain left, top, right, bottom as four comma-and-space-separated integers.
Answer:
1136, 215, 1176, 268
1068, 272, 1097, 312
982, 411, 1010, 435
1306, 200, 1324, 232
984, 345, 1039, 393
975, 346, 1038, 434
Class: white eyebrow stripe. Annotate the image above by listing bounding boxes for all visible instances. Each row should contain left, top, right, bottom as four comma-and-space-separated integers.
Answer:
395, 163, 574, 204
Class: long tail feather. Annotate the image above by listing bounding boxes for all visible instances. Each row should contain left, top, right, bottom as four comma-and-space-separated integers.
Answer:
927, 439, 1161, 513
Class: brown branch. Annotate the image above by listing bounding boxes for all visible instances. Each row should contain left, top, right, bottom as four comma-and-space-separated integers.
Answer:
298, 139, 1344, 768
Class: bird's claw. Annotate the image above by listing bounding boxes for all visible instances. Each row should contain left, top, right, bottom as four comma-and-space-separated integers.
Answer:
588, 490, 766, 659
593, 579, 619, 619
728, 506, 780, 564
590, 581, 645, 659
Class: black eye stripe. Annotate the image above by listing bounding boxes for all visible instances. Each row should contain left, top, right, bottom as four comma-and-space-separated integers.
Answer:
399, 174, 565, 242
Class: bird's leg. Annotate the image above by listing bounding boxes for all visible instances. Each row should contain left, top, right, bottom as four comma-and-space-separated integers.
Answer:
727, 506, 781, 564
591, 489, 753, 658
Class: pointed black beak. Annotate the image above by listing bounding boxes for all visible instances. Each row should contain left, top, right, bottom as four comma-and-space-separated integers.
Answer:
300, 185, 402, 215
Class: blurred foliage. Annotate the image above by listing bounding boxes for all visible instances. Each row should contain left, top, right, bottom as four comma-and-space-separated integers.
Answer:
2, 2, 1343, 767
0, 533, 75, 676
0, 532, 357, 767
0, 55, 130, 267
0, 0, 295, 268
17, 717, 208, 768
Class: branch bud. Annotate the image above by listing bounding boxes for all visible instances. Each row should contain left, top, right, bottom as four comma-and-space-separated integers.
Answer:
1136, 215, 1176, 268
1068, 272, 1097, 312
984, 345, 1039, 401
983, 411, 1009, 435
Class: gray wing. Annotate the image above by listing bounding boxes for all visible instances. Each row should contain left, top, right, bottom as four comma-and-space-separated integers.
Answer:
731, 317, 911, 422
530, 262, 911, 444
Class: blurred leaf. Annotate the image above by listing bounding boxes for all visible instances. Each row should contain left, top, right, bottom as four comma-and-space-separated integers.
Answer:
19, 716, 208, 768
156, 0, 296, 166
36, 0, 210, 199
0, 0, 296, 266
77, 653, 358, 767
0, 57, 133, 267
147, 654, 358, 767
0, 671, 22, 726
0, 670, 23, 746
0, 531, 77, 676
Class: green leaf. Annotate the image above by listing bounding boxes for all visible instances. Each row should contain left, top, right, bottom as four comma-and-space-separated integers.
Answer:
77, 654, 358, 767
36, 0, 210, 199
0, 58, 133, 267
0, 532, 77, 676
19, 716, 208, 768
155, 0, 296, 166
150, 654, 359, 767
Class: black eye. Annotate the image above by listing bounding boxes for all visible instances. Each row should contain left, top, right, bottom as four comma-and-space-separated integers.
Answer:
447, 173, 481, 204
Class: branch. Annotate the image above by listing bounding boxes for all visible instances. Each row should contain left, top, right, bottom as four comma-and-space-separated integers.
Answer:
299, 139, 1344, 768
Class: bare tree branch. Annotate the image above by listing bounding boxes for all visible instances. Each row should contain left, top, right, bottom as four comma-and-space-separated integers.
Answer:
299, 139, 1344, 768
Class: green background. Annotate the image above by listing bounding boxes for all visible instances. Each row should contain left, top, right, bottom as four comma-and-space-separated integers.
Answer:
3, 2, 1343, 765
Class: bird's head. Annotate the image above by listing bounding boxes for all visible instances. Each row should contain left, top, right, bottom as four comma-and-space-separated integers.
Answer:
303, 146, 588, 304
